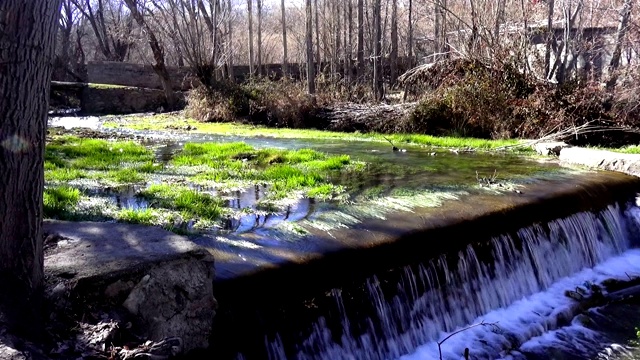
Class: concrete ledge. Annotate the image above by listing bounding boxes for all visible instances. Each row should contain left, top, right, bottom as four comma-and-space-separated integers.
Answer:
560, 147, 640, 177
44, 221, 216, 352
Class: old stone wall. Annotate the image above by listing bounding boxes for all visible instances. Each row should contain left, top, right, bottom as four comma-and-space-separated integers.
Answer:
80, 85, 183, 114
87, 61, 194, 90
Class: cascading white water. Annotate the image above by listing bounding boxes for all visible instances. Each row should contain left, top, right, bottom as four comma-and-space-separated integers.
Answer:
268, 203, 640, 360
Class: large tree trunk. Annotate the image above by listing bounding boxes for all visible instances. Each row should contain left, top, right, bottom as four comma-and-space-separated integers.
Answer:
281, 0, 288, 77
124, 0, 176, 108
306, 0, 315, 94
0, 0, 61, 336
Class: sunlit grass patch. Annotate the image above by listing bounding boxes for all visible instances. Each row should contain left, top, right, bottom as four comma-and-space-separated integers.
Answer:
43, 186, 81, 218
116, 208, 158, 225
609, 145, 640, 154
45, 167, 87, 182
46, 136, 154, 170
108, 114, 529, 151
139, 184, 225, 221
105, 168, 147, 183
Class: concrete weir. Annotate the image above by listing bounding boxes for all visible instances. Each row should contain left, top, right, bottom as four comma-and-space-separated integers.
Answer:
211, 171, 640, 298
208, 169, 640, 358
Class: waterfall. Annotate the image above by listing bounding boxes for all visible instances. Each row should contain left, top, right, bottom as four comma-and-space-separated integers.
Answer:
266, 202, 640, 360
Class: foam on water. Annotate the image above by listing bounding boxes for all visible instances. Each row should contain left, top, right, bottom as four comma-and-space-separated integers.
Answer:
267, 203, 640, 360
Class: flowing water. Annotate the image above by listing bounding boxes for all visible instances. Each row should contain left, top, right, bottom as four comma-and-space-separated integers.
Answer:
48, 116, 640, 359
261, 202, 640, 360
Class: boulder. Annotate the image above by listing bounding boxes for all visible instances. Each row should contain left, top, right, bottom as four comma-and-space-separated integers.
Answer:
44, 220, 216, 353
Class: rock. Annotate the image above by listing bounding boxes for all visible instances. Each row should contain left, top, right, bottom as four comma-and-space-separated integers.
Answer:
0, 329, 49, 360
533, 141, 570, 156
122, 261, 215, 352
44, 220, 216, 353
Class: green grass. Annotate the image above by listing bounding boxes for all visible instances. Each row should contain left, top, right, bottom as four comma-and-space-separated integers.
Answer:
103, 114, 528, 151
172, 143, 357, 199
46, 136, 154, 170
45, 136, 155, 184
116, 208, 158, 225
43, 186, 81, 218
105, 168, 147, 183
139, 184, 225, 221
45, 167, 87, 182
609, 145, 640, 154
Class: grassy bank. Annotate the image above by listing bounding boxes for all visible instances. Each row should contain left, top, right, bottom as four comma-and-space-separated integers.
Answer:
103, 113, 528, 151
44, 135, 362, 231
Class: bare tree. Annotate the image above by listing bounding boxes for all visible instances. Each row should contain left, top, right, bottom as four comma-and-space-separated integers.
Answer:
373, 0, 383, 100
281, 0, 288, 77
0, 0, 61, 335
71, 0, 133, 61
306, 0, 316, 94
390, 0, 398, 85
407, 0, 413, 67
227, 0, 235, 81
544, 0, 556, 78
434, 0, 448, 60
247, 0, 255, 77
257, 0, 263, 76
357, 0, 364, 80
347, 0, 353, 83
123, 0, 176, 108
606, 0, 633, 89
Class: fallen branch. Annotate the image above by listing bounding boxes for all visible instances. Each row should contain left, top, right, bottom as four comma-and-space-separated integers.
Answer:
437, 320, 500, 360
495, 121, 636, 151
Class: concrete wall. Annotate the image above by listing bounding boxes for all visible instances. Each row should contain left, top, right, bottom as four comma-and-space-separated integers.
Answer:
80, 85, 183, 115
86, 59, 414, 89
87, 61, 193, 90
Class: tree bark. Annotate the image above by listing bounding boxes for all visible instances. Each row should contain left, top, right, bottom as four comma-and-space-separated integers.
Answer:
0, 0, 61, 336
306, 0, 316, 94
123, 0, 176, 109
281, 0, 288, 77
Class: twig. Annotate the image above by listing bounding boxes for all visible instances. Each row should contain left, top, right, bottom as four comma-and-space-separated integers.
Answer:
437, 320, 499, 360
